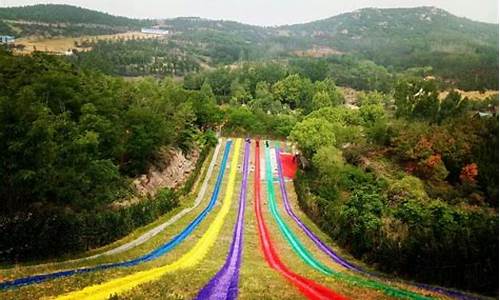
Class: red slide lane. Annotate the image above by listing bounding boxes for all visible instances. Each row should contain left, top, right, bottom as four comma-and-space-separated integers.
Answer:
253, 140, 348, 300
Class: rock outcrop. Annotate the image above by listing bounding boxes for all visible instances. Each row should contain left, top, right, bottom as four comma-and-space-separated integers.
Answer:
133, 147, 200, 197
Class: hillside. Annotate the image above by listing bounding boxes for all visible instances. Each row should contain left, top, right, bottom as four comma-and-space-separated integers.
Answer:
282, 7, 497, 48
279, 7, 499, 89
1, 4, 497, 89
0, 4, 149, 27
0, 6, 498, 295
0, 4, 152, 37
157, 7, 499, 89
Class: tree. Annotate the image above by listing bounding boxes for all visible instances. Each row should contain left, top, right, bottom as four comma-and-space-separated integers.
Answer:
206, 67, 232, 97
289, 117, 336, 157
289, 58, 329, 82
460, 163, 479, 185
229, 79, 251, 105
192, 85, 223, 130
314, 78, 344, 106
200, 81, 216, 102
272, 74, 313, 110
224, 106, 264, 135
357, 91, 391, 107
249, 81, 283, 113
312, 145, 344, 182
437, 90, 467, 123
306, 106, 361, 126
312, 91, 333, 110
360, 104, 386, 126
394, 79, 440, 122
305, 107, 363, 146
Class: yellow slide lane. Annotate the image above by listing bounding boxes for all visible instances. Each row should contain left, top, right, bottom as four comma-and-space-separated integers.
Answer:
53, 139, 242, 300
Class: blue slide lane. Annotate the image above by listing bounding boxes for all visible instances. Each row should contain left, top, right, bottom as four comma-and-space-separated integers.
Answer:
0, 140, 233, 290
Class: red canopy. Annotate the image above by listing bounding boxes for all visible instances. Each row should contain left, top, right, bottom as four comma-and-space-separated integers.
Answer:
279, 152, 298, 179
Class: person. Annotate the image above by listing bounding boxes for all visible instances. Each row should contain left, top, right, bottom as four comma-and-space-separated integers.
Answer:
265, 140, 269, 148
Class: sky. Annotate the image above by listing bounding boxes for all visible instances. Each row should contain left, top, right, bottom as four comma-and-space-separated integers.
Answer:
0, 0, 498, 25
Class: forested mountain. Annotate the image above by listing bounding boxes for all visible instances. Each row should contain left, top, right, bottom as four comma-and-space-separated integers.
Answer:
1, 5, 497, 89
0, 4, 152, 37
160, 7, 499, 89
0, 4, 498, 295
280, 7, 499, 89
282, 7, 497, 48
0, 4, 150, 27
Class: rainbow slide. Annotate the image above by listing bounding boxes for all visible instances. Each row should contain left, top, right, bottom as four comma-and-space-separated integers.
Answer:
54, 139, 242, 300
274, 143, 478, 300
264, 143, 429, 299
195, 138, 251, 300
254, 140, 347, 300
0, 140, 231, 290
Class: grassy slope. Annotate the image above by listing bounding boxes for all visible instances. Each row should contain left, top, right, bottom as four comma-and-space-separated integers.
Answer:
280, 181, 447, 299
0, 140, 225, 299
1, 140, 459, 299
0, 142, 216, 270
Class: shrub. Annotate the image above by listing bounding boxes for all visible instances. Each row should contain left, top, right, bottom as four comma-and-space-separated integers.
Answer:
0, 189, 179, 261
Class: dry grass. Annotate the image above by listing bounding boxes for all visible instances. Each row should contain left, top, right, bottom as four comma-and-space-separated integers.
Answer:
13, 31, 163, 54
439, 89, 498, 100
293, 46, 343, 57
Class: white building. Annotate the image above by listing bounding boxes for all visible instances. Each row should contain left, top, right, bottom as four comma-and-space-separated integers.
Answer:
141, 28, 169, 35
0, 35, 15, 44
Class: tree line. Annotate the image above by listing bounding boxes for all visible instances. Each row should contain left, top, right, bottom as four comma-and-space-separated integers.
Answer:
289, 80, 498, 295
0, 49, 220, 260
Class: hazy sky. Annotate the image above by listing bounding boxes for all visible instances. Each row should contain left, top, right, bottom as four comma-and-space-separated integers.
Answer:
1, 0, 498, 25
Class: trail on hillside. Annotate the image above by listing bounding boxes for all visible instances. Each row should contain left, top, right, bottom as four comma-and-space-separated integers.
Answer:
0, 140, 231, 291
254, 140, 347, 300
195, 138, 251, 300
54, 139, 242, 300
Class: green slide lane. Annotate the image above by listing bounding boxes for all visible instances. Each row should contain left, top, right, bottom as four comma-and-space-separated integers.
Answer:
264, 144, 432, 300
264, 144, 333, 276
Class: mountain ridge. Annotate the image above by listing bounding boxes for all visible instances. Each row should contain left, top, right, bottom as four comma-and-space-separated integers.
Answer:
0, 4, 497, 28
1, 4, 497, 90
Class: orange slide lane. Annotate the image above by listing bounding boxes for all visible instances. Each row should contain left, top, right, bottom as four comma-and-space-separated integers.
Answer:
253, 140, 348, 300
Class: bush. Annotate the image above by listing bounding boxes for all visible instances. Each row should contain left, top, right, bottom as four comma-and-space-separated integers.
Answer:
296, 167, 499, 295
0, 142, 211, 263
0, 188, 178, 262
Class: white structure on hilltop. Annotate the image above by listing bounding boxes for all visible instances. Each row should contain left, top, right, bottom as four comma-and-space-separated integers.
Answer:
141, 28, 169, 35
0, 35, 15, 44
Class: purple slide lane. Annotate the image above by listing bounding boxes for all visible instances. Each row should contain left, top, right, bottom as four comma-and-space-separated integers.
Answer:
274, 145, 479, 300
195, 138, 251, 300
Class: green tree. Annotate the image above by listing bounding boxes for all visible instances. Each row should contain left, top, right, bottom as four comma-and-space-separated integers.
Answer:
360, 104, 386, 126
224, 106, 264, 135
249, 81, 283, 113
312, 91, 333, 110
394, 79, 440, 122
314, 78, 344, 106
437, 90, 467, 123
229, 79, 251, 105
312, 146, 344, 181
192, 82, 223, 130
289, 117, 336, 157
306, 106, 362, 126
272, 74, 313, 110
200, 81, 216, 102
357, 91, 391, 107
